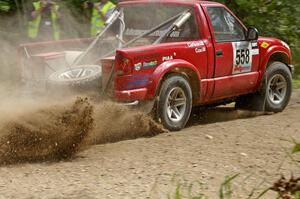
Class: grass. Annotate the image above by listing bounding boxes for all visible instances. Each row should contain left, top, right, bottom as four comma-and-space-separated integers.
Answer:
293, 77, 300, 89
169, 142, 300, 199
219, 174, 239, 199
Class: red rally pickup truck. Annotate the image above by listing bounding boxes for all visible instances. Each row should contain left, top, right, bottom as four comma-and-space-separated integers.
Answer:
21, 0, 294, 131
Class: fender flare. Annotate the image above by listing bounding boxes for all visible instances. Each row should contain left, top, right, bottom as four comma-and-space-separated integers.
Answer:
257, 45, 291, 88
151, 59, 202, 100
260, 45, 291, 74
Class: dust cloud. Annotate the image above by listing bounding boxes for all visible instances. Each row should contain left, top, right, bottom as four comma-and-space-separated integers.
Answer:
0, 4, 166, 166
0, 97, 94, 165
0, 93, 166, 166
87, 101, 166, 145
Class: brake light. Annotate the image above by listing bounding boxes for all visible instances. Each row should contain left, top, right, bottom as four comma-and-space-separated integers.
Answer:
116, 55, 132, 76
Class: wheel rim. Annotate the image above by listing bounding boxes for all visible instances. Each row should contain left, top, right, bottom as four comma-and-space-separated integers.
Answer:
166, 87, 187, 122
267, 74, 287, 105
58, 67, 97, 80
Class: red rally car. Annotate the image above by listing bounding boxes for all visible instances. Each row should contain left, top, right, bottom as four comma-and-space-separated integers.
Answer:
20, 0, 294, 131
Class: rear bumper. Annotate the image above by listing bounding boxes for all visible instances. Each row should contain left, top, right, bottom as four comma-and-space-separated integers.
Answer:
114, 88, 155, 113
114, 88, 148, 101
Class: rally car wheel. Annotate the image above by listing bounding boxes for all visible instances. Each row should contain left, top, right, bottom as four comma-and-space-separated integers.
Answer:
265, 62, 292, 112
235, 62, 292, 112
157, 75, 192, 131
47, 65, 102, 93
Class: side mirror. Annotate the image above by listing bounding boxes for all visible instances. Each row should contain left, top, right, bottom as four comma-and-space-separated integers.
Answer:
247, 27, 259, 41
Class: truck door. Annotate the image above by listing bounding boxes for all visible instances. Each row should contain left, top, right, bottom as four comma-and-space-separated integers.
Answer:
204, 6, 260, 100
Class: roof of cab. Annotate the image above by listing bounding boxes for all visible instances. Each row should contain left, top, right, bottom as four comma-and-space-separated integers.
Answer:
119, 0, 223, 6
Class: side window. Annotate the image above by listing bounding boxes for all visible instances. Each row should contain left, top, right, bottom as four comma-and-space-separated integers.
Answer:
123, 5, 199, 43
207, 7, 245, 42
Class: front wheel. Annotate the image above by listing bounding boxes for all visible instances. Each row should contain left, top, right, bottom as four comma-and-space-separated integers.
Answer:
156, 75, 193, 131
236, 61, 292, 112
265, 62, 292, 112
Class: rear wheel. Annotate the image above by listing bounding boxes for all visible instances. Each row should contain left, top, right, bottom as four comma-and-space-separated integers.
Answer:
157, 75, 192, 131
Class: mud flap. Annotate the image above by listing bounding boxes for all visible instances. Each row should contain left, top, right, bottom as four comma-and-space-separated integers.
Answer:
235, 77, 267, 112
236, 93, 266, 111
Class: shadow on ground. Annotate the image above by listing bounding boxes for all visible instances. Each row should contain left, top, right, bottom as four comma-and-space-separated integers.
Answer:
188, 104, 268, 126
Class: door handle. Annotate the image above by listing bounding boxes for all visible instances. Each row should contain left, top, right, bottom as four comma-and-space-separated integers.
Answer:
216, 50, 223, 57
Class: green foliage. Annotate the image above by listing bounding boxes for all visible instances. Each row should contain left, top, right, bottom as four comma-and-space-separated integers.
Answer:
0, 1, 10, 12
293, 78, 300, 89
0, 0, 14, 12
168, 175, 208, 199
169, 141, 300, 199
296, 192, 300, 199
292, 142, 300, 154
219, 174, 239, 199
175, 182, 182, 199
215, 0, 300, 48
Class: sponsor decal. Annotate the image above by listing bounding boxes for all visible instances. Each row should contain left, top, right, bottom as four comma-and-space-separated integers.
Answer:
127, 79, 148, 88
251, 42, 259, 55
261, 41, 270, 49
195, 47, 206, 53
143, 60, 158, 68
187, 41, 204, 48
134, 62, 142, 71
251, 42, 258, 49
162, 56, 173, 61
126, 74, 152, 89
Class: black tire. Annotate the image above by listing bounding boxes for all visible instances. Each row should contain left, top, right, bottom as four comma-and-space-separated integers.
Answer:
235, 62, 292, 112
47, 65, 102, 94
156, 75, 193, 131
264, 61, 292, 112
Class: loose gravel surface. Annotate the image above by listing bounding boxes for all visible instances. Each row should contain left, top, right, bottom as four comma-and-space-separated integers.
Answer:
0, 90, 300, 199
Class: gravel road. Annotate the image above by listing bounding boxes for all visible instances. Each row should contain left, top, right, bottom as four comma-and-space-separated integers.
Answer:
0, 90, 299, 199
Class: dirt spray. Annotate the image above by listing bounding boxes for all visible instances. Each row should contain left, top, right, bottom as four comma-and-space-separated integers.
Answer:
0, 95, 166, 165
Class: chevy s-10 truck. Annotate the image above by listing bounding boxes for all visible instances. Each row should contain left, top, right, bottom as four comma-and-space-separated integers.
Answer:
20, 0, 294, 130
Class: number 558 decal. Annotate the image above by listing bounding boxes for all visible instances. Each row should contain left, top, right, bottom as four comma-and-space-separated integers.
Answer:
232, 41, 259, 74
235, 48, 250, 65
